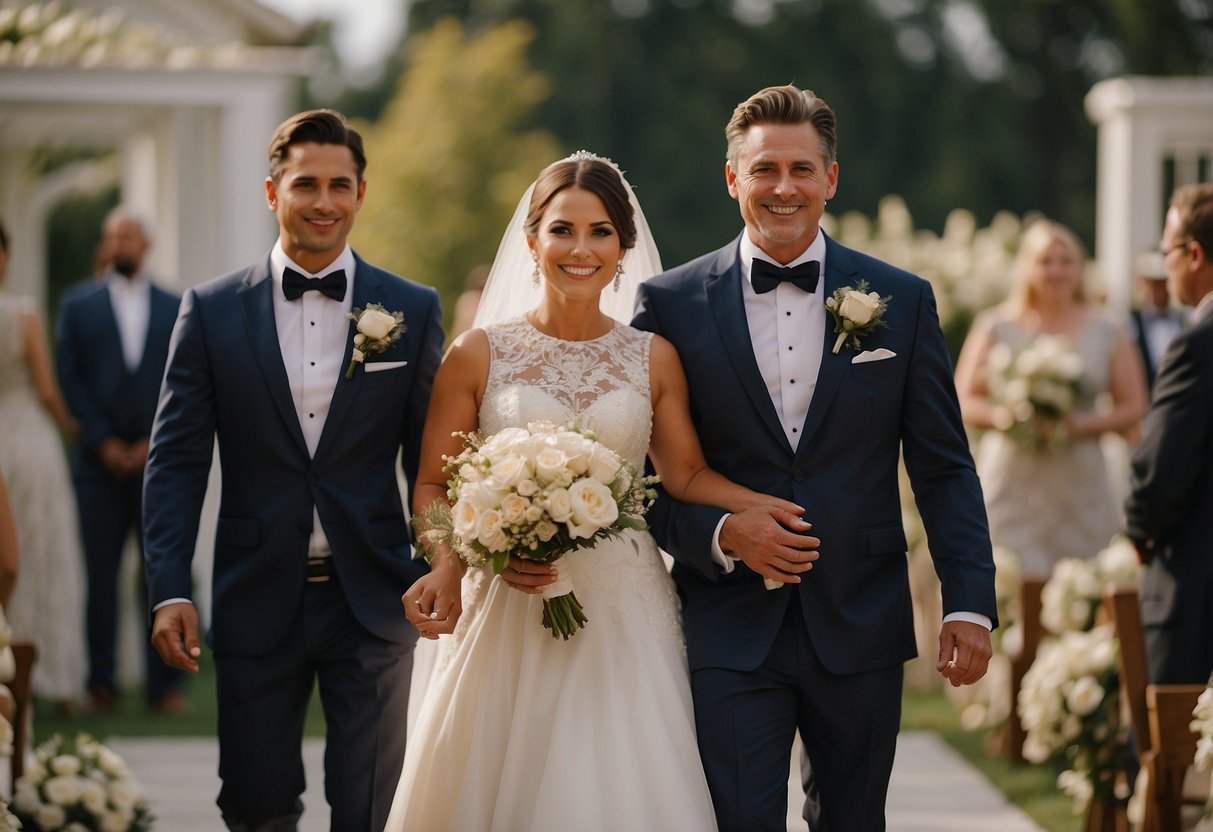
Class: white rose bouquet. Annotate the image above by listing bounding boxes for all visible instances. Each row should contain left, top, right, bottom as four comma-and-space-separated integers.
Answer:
1017, 624, 1132, 813
414, 421, 659, 639
11, 733, 152, 832
986, 333, 1086, 451
1040, 537, 1144, 637
1190, 675, 1213, 819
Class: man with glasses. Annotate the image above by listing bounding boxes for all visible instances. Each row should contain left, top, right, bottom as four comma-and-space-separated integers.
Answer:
1125, 182, 1213, 686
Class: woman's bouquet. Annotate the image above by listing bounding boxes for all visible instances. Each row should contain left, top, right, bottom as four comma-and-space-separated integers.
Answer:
1018, 624, 1132, 813
1190, 676, 1213, 819
11, 732, 152, 831
415, 420, 659, 639
986, 333, 1086, 450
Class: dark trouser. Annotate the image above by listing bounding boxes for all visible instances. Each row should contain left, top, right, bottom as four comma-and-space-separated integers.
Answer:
214, 577, 414, 832
75, 471, 182, 702
692, 593, 902, 832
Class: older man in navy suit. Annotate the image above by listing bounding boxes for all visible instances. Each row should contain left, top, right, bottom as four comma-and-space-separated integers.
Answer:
143, 110, 443, 831
631, 85, 997, 831
56, 208, 183, 714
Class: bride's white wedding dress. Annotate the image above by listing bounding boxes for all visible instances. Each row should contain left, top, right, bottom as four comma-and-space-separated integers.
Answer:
386, 316, 718, 831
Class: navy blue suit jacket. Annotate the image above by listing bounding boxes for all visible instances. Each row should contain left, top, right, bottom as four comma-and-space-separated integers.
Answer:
142, 253, 443, 656
632, 234, 997, 676
55, 277, 181, 474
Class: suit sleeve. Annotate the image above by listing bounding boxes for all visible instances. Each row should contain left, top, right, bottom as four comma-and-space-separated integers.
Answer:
899, 281, 998, 624
142, 288, 216, 605
55, 294, 114, 452
1125, 330, 1211, 548
632, 282, 725, 582
399, 287, 445, 517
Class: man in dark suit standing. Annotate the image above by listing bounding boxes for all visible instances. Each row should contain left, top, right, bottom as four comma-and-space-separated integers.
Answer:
142, 110, 443, 831
1125, 183, 1213, 686
55, 208, 184, 714
631, 85, 997, 831
1127, 251, 1185, 390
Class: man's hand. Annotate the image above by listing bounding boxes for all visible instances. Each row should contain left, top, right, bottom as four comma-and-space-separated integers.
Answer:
97, 437, 135, 479
498, 556, 558, 595
936, 620, 992, 687
402, 561, 463, 639
151, 602, 202, 672
719, 506, 819, 585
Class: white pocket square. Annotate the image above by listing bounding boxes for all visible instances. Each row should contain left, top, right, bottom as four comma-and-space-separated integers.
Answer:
851, 348, 897, 364
364, 360, 408, 373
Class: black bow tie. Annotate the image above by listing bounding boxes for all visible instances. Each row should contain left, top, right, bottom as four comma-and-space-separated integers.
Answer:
751, 258, 820, 295
282, 267, 346, 302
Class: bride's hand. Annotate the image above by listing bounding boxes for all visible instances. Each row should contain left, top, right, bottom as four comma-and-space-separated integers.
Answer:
403, 560, 463, 639
499, 556, 558, 595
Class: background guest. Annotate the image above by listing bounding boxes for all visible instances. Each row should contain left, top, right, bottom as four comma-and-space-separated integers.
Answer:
0, 218, 84, 713
1128, 250, 1186, 391
0, 468, 18, 609
955, 219, 1148, 579
55, 208, 184, 715
1125, 183, 1213, 685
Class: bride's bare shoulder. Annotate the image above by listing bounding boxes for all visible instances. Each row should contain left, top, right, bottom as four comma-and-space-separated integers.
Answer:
439, 327, 490, 379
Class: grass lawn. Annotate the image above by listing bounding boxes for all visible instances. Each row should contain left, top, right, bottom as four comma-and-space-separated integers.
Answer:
33, 658, 1081, 831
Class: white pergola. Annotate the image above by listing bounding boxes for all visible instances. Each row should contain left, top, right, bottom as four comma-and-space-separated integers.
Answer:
1086, 76, 1213, 313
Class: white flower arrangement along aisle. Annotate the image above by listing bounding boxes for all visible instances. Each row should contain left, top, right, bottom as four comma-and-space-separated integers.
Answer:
1016, 537, 1144, 815
7, 732, 152, 832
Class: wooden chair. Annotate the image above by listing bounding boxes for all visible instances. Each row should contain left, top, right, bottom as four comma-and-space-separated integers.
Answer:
1002, 577, 1047, 763
1104, 586, 1206, 832
7, 639, 36, 791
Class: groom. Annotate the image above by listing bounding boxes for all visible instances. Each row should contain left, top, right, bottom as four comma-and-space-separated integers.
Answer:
632, 85, 997, 831
143, 109, 443, 831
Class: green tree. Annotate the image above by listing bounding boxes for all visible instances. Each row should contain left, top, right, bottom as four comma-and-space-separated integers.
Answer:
351, 18, 561, 319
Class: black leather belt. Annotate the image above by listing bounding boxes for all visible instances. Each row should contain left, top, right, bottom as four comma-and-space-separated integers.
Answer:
307, 557, 334, 583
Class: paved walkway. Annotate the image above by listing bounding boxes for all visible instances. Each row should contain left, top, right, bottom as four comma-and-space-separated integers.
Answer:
105, 731, 1042, 831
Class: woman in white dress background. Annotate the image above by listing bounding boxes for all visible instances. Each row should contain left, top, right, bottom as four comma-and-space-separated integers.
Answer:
387, 154, 814, 831
0, 219, 86, 711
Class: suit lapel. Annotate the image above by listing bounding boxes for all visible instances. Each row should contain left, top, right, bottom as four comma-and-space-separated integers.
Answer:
91, 285, 129, 375
313, 256, 384, 461
795, 236, 853, 457
706, 242, 793, 453
238, 259, 309, 457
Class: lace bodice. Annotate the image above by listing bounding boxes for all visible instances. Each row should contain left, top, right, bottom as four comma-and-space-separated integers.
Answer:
480, 316, 653, 466
0, 295, 35, 402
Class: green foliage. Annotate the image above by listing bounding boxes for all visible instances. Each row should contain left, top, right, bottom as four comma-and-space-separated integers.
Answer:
351, 18, 561, 321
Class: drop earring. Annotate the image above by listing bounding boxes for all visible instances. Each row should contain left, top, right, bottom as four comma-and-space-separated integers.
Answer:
531, 255, 541, 288
613, 262, 624, 292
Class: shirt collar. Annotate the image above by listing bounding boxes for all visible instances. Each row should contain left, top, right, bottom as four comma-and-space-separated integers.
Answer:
270, 241, 355, 288
739, 230, 827, 291
1193, 290, 1213, 325
105, 270, 149, 295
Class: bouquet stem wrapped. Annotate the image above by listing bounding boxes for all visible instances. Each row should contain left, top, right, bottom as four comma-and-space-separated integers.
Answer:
415, 421, 658, 640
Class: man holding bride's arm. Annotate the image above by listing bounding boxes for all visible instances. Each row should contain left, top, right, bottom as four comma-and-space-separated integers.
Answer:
631, 84, 997, 831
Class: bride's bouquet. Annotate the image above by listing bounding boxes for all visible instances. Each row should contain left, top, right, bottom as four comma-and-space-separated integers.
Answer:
414, 420, 659, 640
986, 333, 1086, 451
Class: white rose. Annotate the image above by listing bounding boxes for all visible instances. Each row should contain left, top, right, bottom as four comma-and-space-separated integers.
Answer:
67, 823, 91, 832
36, 805, 67, 829
100, 811, 132, 832
489, 454, 532, 488
50, 754, 81, 777
534, 447, 571, 484
516, 478, 538, 497
44, 773, 82, 805
480, 427, 531, 461
524, 504, 544, 524
458, 462, 483, 483
586, 444, 623, 485
838, 289, 880, 326
500, 494, 529, 526
551, 431, 593, 475
451, 498, 479, 540
475, 509, 505, 550
80, 777, 107, 812
1066, 675, 1105, 716
535, 520, 559, 542
12, 780, 41, 812
545, 488, 574, 523
107, 778, 142, 810
567, 479, 619, 537
458, 481, 501, 512
356, 307, 397, 340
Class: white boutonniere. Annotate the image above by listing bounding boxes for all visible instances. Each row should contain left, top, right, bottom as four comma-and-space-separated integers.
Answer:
345, 303, 406, 379
825, 280, 891, 354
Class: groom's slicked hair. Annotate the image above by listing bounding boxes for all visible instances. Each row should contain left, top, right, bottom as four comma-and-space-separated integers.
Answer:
726, 85, 837, 167
268, 109, 367, 185
524, 157, 637, 250
1171, 183, 1213, 256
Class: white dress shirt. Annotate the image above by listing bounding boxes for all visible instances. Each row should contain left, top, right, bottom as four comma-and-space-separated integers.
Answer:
106, 271, 151, 371
270, 241, 356, 559
1193, 291, 1213, 326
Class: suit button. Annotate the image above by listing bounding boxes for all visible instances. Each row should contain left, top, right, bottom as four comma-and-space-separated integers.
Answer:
792, 469, 806, 482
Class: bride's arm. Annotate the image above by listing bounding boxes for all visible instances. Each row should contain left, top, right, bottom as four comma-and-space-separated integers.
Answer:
403, 330, 488, 638
647, 336, 802, 517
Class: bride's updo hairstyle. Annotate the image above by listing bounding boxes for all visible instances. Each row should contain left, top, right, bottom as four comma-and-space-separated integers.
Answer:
523, 154, 638, 251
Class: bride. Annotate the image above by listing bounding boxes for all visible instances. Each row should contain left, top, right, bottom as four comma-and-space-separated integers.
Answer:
386, 152, 808, 831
